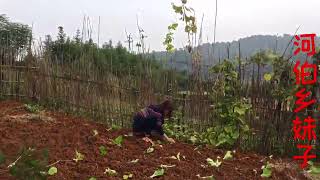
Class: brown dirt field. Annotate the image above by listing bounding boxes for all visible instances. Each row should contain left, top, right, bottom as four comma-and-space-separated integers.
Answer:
0, 100, 308, 180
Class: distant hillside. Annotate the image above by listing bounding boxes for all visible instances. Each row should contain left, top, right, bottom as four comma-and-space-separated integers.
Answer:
152, 34, 320, 71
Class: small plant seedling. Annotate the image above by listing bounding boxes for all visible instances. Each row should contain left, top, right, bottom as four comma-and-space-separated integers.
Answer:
170, 152, 181, 161
307, 161, 320, 174
99, 146, 107, 156
196, 174, 215, 179
48, 167, 58, 176
130, 159, 139, 163
93, 130, 99, 136
73, 150, 84, 162
146, 147, 154, 154
223, 151, 233, 160
206, 158, 222, 168
190, 135, 197, 144
88, 177, 97, 180
104, 168, 117, 176
123, 173, 133, 179
150, 168, 165, 178
261, 162, 272, 178
112, 136, 124, 147
24, 103, 41, 113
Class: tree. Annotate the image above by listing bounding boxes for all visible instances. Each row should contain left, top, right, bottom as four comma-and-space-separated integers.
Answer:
74, 29, 81, 44
57, 26, 66, 44
0, 14, 31, 64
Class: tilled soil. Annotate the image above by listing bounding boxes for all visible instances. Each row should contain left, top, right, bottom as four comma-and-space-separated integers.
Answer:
0, 100, 308, 180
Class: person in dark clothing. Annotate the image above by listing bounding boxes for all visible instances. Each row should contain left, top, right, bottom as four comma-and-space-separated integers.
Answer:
132, 100, 175, 143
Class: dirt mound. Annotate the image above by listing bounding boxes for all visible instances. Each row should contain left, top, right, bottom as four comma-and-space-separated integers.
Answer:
0, 100, 308, 180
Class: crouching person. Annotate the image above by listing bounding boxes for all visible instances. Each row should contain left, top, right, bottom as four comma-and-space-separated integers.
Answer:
132, 100, 175, 144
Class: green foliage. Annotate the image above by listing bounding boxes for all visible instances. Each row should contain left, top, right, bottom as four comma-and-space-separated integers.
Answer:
73, 150, 84, 162
99, 146, 107, 156
223, 151, 233, 160
206, 158, 222, 168
146, 147, 154, 154
307, 161, 320, 174
208, 60, 252, 147
88, 177, 97, 180
48, 167, 58, 176
163, 0, 197, 52
112, 136, 124, 147
123, 173, 133, 179
170, 152, 181, 161
8, 148, 49, 180
261, 162, 272, 178
104, 167, 117, 176
24, 103, 41, 113
0, 15, 31, 52
150, 168, 165, 178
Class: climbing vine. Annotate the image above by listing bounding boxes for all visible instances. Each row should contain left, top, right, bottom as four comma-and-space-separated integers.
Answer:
163, 0, 197, 52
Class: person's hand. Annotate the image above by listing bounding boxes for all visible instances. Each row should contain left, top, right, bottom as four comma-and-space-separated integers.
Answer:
142, 137, 155, 145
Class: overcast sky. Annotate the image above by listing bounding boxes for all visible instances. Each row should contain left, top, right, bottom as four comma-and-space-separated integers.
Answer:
2, 0, 319, 51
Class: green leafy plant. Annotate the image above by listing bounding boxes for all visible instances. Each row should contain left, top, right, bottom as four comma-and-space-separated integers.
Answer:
223, 151, 233, 160
73, 150, 84, 162
48, 166, 58, 176
8, 148, 49, 180
261, 162, 272, 178
146, 147, 154, 154
170, 152, 181, 161
99, 146, 107, 156
88, 177, 97, 180
307, 161, 320, 174
208, 60, 252, 147
104, 167, 117, 176
112, 136, 124, 147
123, 173, 133, 179
206, 157, 222, 168
163, 0, 197, 52
150, 168, 165, 178
24, 103, 41, 113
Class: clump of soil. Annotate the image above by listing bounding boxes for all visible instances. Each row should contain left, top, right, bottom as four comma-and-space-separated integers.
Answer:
0, 100, 308, 180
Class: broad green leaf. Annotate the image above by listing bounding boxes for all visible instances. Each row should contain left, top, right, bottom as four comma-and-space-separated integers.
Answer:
48, 167, 58, 176
99, 146, 107, 156
261, 162, 272, 178
206, 158, 222, 167
308, 166, 320, 174
104, 168, 117, 176
150, 168, 165, 178
264, 73, 272, 81
223, 151, 233, 160
112, 136, 124, 147
73, 150, 84, 162
146, 147, 154, 154
88, 177, 97, 180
